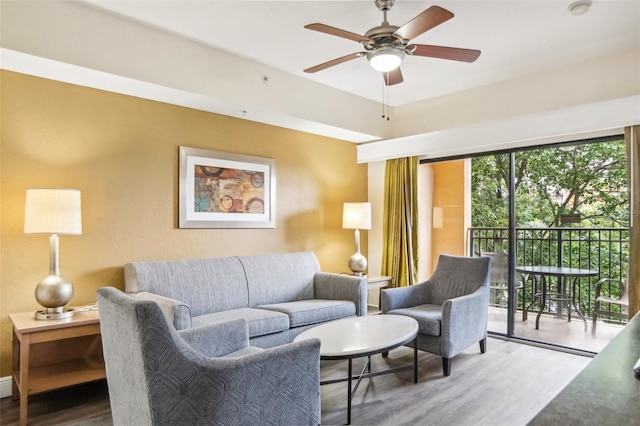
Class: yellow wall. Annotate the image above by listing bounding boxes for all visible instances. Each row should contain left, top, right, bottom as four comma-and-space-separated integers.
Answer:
0, 71, 368, 377
429, 159, 469, 272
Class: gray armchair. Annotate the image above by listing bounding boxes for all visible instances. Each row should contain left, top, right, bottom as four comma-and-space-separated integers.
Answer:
381, 254, 491, 376
97, 286, 321, 426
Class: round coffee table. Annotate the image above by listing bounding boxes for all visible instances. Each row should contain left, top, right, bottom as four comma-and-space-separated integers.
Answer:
294, 315, 418, 424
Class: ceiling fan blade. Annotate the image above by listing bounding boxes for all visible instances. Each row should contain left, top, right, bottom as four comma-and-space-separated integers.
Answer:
409, 44, 481, 63
394, 6, 454, 41
304, 52, 363, 73
304, 23, 370, 43
383, 68, 403, 86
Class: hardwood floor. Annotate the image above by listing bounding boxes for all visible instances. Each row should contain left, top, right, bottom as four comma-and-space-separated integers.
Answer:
1, 337, 591, 426
320, 339, 590, 426
0, 379, 112, 425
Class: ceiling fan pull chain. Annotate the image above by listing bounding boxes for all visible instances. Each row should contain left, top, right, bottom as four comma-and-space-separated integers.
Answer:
381, 78, 390, 121
386, 83, 390, 121
381, 78, 386, 119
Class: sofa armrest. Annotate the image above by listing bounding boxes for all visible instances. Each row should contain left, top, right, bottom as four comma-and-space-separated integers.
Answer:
381, 281, 430, 312
314, 272, 367, 316
440, 288, 488, 357
130, 291, 192, 330
178, 318, 249, 357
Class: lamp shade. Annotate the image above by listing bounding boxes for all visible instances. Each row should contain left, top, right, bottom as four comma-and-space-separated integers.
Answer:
24, 188, 82, 235
342, 202, 372, 230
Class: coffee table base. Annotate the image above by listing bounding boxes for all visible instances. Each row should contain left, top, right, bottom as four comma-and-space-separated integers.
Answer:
321, 338, 418, 425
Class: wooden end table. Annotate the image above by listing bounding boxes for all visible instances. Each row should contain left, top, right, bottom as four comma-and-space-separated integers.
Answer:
366, 275, 392, 309
10, 309, 106, 426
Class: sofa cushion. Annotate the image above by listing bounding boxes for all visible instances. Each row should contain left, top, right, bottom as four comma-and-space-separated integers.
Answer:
240, 252, 320, 306
125, 257, 249, 316
256, 300, 355, 327
387, 304, 442, 336
191, 308, 289, 338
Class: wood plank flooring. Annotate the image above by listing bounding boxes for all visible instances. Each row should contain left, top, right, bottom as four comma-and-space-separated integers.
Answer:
0, 337, 591, 426
320, 339, 590, 425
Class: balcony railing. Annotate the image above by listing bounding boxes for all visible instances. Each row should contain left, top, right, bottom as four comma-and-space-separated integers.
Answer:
469, 227, 629, 323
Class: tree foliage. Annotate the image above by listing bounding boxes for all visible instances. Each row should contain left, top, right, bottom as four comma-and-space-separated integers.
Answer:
471, 140, 628, 228
471, 139, 629, 318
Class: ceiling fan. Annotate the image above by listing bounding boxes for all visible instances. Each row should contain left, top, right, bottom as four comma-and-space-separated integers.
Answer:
303, 0, 481, 86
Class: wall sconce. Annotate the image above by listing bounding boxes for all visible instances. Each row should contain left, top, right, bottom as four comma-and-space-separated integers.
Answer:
24, 188, 82, 320
342, 202, 372, 276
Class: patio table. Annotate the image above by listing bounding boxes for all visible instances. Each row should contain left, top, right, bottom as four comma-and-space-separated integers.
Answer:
516, 265, 598, 331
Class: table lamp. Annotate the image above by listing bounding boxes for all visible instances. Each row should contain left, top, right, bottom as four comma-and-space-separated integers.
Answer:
342, 202, 371, 276
24, 188, 82, 320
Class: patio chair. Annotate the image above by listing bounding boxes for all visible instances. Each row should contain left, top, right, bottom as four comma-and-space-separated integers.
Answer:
481, 251, 524, 318
591, 277, 629, 335
97, 286, 321, 426
381, 254, 490, 376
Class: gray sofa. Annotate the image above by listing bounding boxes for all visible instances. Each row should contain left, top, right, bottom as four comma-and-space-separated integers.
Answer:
124, 251, 367, 348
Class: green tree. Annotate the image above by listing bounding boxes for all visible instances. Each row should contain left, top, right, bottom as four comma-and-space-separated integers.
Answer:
471, 154, 510, 227
471, 140, 628, 228
471, 140, 629, 316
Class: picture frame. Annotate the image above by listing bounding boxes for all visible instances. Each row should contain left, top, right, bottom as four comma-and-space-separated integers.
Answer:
179, 146, 276, 228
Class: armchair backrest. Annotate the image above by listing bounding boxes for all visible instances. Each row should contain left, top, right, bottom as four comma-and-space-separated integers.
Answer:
99, 286, 237, 425
97, 287, 155, 425
429, 254, 491, 305
99, 286, 230, 425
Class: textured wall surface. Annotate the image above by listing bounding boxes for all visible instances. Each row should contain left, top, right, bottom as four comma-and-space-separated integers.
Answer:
0, 71, 368, 377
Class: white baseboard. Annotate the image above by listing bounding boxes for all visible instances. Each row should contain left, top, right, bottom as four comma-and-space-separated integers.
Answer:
0, 376, 12, 399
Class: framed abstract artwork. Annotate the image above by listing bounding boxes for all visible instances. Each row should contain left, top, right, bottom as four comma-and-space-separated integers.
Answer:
179, 146, 276, 228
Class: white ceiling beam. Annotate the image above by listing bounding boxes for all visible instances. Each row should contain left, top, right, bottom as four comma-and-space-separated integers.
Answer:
0, 0, 386, 143
357, 95, 640, 163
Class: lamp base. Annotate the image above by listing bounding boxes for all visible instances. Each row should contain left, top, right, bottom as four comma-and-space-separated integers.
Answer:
35, 307, 75, 320
348, 252, 368, 276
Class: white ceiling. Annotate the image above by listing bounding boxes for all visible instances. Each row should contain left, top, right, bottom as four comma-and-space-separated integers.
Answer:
1, 0, 638, 157
82, 0, 640, 107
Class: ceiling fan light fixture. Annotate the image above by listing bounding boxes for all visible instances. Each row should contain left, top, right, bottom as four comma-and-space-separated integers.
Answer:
367, 47, 403, 72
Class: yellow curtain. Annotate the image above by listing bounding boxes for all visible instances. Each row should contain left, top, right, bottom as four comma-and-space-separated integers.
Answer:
381, 157, 419, 287
625, 126, 639, 317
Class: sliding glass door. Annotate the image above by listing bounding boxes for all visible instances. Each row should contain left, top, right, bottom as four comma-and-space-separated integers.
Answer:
467, 137, 629, 351
470, 153, 510, 335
